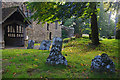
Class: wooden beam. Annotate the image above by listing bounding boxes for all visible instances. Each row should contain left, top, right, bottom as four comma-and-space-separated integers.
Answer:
3, 20, 25, 28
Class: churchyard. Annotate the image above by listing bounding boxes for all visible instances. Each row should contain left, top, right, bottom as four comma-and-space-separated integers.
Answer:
1, 1, 120, 79
2, 37, 120, 78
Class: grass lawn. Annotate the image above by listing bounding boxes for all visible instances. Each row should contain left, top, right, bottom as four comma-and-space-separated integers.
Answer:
2, 37, 120, 78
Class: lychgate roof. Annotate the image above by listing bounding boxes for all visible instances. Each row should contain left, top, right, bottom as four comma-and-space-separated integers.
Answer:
2, 7, 17, 22
2, 6, 31, 25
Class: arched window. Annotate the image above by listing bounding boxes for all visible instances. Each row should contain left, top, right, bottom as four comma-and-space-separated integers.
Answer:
55, 21, 58, 29
47, 23, 49, 31
49, 32, 52, 40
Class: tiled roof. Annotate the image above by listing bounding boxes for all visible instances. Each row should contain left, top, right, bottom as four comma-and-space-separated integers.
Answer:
2, 6, 31, 24
2, 6, 17, 22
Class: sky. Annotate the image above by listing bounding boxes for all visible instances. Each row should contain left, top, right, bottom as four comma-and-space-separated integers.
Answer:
111, 11, 117, 22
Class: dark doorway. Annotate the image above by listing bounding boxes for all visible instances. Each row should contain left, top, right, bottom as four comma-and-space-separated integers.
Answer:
49, 32, 52, 40
4, 23, 24, 47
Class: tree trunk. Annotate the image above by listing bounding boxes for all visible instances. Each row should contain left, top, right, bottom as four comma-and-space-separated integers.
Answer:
90, 3, 100, 45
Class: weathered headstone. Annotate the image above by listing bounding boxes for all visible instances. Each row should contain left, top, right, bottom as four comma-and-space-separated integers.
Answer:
99, 38, 103, 41
90, 53, 115, 73
27, 40, 35, 49
39, 40, 51, 50
108, 36, 112, 39
102, 36, 106, 39
46, 37, 68, 66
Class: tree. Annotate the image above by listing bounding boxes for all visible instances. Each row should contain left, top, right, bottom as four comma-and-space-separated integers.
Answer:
97, 2, 115, 37
89, 3, 100, 45
63, 17, 86, 37
27, 2, 100, 45
104, 1, 120, 35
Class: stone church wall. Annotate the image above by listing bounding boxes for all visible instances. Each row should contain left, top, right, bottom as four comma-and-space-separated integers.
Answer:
26, 21, 61, 43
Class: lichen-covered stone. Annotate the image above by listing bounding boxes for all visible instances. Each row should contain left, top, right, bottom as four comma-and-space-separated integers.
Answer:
27, 40, 35, 49
90, 53, 115, 73
46, 37, 67, 66
39, 40, 51, 50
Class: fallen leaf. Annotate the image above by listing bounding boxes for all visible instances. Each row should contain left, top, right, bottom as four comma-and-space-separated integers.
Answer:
13, 72, 16, 75
82, 71, 84, 74
34, 59, 38, 61
40, 76, 43, 78
34, 64, 38, 67
80, 63, 84, 66
7, 70, 9, 72
84, 68, 87, 71
17, 54, 19, 56
10, 62, 12, 63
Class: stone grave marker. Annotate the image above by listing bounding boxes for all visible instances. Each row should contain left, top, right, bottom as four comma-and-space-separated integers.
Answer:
90, 53, 115, 73
46, 37, 68, 65
39, 40, 51, 50
27, 40, 35, 49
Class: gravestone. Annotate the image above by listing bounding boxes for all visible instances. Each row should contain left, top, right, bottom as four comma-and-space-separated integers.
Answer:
46, 37, 68, 66
27, 40, 35, 49
90, 53, 115, 73
99, 38, 103, 41
102, 36, 106, 39
108, 36, 112, 39
39, 40, 51, 50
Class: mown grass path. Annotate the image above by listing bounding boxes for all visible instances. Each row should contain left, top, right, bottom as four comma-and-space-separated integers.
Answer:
2, 38, 120, 78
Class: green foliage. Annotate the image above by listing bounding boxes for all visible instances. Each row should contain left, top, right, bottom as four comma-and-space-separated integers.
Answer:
97, 3, 115, 37
27, 2, 100, 24
62, 17, 91, 35
104, 2, 120, 12
27, 2, 58, 24
63, 37, 71, 41
63, 18, 75, 27
27, 2, 100, 45
116, 15, 120, 30
62, 29, 68, 38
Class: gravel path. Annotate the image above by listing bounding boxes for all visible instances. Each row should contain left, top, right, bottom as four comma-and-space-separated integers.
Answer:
4, 45, 40, 49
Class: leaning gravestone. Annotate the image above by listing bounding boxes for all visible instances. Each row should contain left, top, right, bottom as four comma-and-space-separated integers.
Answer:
27, 40, 35, 49
46, 37, 68, 65
39, 40, 51, 50
90, 53, 115, 73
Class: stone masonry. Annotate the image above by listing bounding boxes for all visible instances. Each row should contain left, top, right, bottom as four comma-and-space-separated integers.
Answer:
26, 21, 61, 43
